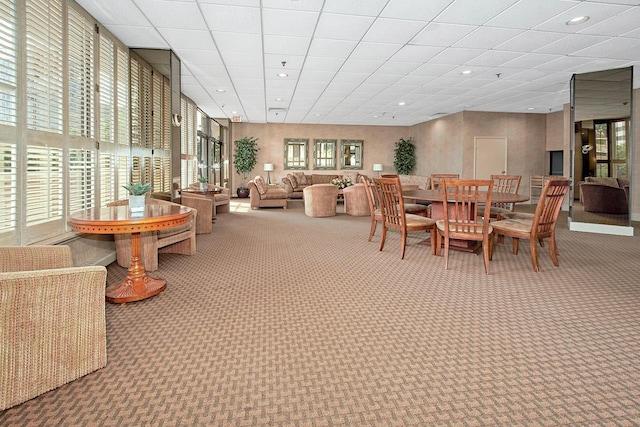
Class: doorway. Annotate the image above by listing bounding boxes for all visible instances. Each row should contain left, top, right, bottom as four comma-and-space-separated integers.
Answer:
474, 137, 507, 179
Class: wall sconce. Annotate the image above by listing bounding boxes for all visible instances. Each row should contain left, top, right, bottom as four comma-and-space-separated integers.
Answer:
263, 163, 274, 184
372, 164, 383, 177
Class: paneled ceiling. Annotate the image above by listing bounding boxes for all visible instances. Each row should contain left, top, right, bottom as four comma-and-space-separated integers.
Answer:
76, 0, 640, 126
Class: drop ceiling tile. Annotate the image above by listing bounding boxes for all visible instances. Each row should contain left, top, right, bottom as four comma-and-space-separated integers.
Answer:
380, 0, 452, 20
263, 35, 312, 55
262, 8, 319, 37
486, 0, 576, 30
391, 45, 443, 63
200, 4, 261, 34
314, 13, 375, 41
220, 51, 263, 68
454, 27, 524, 49
212, 32, 262, 53
264, 54, 304, 70
175, 48, 223, 65
411, 22, 476, 47
501, 52, 564, 69
580, 7, 640, 37
429, 47, 485, 65
160, 29, 215, 50
341, 59, 385, 74
308, 38, 358, 58
411, 63, 458, 77
533, 2, 629, 33
376, 61, 421, 75
363, 18, 426, 44
496, 30, 568, 53
323, 0, 387, 16
104, 25, 168, 48
536, 34, 609, 56
77, 0, 149, 26
302, 56, 345, 73
263, 0, 324, 12
350, 42, 402, 61
435, 0, 519, 26
135, 0, 207, 29
465, 50, 523, 67
573, 37, 640, 60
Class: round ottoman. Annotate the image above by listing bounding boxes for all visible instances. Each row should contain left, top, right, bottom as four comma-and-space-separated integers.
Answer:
343, 183, 369, 216
303, 184, 339, 217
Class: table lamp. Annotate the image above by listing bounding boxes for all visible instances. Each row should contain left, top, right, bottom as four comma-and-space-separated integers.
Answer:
264, 163, 274, 184
372, 164, 383, 177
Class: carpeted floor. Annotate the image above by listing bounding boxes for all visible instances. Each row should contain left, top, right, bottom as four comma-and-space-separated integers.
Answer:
2, 199, 640, 426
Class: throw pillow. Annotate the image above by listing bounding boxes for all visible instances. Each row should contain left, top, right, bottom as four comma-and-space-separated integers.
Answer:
254, 175, 268, 195
287, 173, 298, 188
293, 172, 308, 186
342, 171, 359, 185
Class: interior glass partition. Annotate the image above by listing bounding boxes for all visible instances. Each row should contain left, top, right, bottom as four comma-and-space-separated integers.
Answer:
569, 67, 633, 236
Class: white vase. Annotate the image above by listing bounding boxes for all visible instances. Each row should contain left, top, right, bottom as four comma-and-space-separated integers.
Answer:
129, 194, 146, 213
199, 182, 207, 191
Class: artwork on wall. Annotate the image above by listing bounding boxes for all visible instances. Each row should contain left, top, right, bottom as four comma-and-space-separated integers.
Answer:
341, 140, 363, 169
313, 139, 337, 170
284, 138, 308, 170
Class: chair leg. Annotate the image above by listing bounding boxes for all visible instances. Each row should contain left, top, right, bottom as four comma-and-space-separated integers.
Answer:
368, 218, 377, 242
549, 234, 560, 267
435, 230, 442, 256
443, 236, 450, 270
430, 227, 437, 255
379, 226, 387, 252
482, 237, 491, 274
400, 230, 407, 259
512, 237, 520, 255
530, 238, 540, 272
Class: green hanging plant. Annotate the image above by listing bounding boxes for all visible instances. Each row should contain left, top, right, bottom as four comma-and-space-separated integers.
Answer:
233, 136, 259, 190
393, 137, 416, 175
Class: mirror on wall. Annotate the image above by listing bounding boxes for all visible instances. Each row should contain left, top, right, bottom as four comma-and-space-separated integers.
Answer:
570, 66, 633, 236
341, 140, 363, 169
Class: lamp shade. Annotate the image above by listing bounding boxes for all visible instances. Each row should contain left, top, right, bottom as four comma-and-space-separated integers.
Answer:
263, 163, 274, 172
372, 163, 383, 172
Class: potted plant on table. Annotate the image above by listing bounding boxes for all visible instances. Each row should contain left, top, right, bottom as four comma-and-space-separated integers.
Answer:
233, 136, 259, 198
393, 137, 416, 175
198, 176, 209, 192
122, 182, 152, 213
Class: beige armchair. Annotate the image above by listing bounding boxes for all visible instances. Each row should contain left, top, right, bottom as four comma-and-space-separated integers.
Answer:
180, 192, 213, 234
0, 245, 107, 411
108, 198, 197, 271
187, 183, 231, 215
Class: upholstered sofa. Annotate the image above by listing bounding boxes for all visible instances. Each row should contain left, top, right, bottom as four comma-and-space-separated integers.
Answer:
248, 175, 288, 209
580, 177, 629, 214
282, 172, 366, 199
398, 174, 430, 190
0, 245, 107, 411
108, 198, 197, 271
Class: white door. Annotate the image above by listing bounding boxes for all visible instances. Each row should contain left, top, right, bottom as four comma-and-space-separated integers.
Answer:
474, 137, 507, 179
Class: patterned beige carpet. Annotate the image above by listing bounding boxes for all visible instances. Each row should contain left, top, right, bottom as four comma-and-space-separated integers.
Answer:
2, 199, 640, 426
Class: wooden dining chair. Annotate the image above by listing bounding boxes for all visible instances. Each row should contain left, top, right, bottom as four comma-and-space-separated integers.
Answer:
490, 179, 570, 272
435, 179, 494, 274
361, 176, 429, 242
372, 176, 436, 259
489, 174, 522, 219
430, 173, 460, 190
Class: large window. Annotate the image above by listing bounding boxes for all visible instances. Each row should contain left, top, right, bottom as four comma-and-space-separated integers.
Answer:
595, 120, 628, 178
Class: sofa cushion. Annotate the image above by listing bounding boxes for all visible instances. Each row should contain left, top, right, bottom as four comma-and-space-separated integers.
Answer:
157, 221, 192, 239
342, 171, 359, 185
287, 173, 298, 188
293, 172, 308, 186
254, 175, 268, 194
585, 176, 620, 188
311, 174, 336, 184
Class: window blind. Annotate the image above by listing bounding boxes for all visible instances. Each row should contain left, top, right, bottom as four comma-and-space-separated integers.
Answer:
0, 0, 17, 126
68, 6, 94, 138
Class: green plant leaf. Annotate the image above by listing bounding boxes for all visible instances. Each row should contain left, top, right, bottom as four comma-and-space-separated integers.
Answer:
393, 137, 416, 175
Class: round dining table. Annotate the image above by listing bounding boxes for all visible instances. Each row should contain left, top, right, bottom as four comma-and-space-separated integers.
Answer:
68, 203, 193, 304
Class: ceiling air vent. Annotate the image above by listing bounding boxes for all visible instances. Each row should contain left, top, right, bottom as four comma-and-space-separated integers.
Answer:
268, 108, 287, 113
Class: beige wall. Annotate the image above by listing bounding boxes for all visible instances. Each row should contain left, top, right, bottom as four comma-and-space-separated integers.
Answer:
229, 105, 638, 220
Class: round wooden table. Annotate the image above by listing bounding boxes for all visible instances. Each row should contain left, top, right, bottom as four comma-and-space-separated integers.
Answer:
68, 203, 193, 304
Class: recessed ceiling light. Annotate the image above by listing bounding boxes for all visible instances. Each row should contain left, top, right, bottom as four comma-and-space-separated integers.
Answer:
527, 107, 535, 111
216, 88, 226, 92
566, 16, 589, 25
277, 73, 288, 78
461, 70, 473, 75
275, 97, 283, 101
398, 101, 406, 106
231, 110, 237, 115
